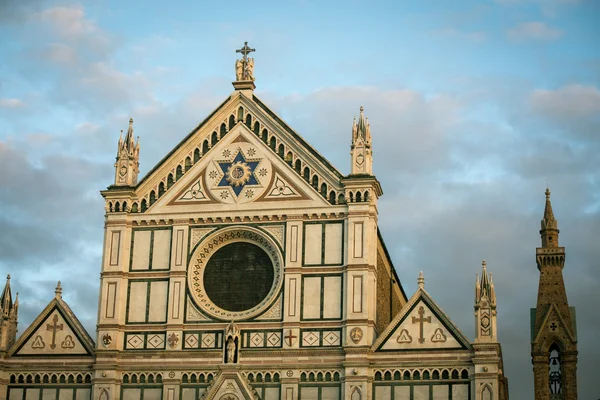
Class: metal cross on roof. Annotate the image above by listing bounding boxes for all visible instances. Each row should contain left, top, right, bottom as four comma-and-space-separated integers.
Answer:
236, 42, 255, 62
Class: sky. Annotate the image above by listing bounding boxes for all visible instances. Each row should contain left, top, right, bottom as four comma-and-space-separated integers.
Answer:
0, 0, 598, 397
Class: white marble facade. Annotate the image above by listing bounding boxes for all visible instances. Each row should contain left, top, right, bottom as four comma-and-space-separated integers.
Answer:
0, 49, 509, 400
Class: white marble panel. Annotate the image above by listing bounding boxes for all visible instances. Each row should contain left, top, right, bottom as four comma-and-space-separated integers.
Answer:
323, 276, 341, 319
433, 385, 449, 400
26, 389, 40, 400
105, 282, 117, 319
302, 277, 321, 319
374, 386, 391, 400
151, 229, 171, 269
324, 223, 343, 264
304, 224, 322, 265
394, 386, 410, 400
452, 384, 469, 400
131, 231, 151, 270
42, 389, 56, 400
321, 387, 339, 400
75, 389, 90, 400
143, 389, 162, 400
300, 387, 318, 398
353, 222, 363, 258
352, 275, 363, 313
121, 389, 141, 400
8, 388, 23, 400
181, 389, 196, 400
148, 280, 168, 322
290, 225, 299, 262
128, 281, 148, 323
59, 389, 74, 400
264, 387, 279, 400
109, 230, 121, 266
414, 385, 429, 400
174, 229, 185, 266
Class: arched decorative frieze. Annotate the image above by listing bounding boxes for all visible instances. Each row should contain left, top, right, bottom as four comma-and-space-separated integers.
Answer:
299, 370, 340, 382
9, 372, 92, 385
373, 368, 469, 381
122, 372, 163, 384
181, 371, 216, 384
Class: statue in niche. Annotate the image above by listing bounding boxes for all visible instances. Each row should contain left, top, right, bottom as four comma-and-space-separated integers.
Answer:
224, 321, 240, 364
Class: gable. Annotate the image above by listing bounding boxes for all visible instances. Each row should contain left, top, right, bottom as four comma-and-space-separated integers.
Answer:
147, 124, 331, 214
373, 290, 471, 352
201, 369, 257, 400
9, 299, 94, 357
117, 92, 347, 214
531, 303, 577, 347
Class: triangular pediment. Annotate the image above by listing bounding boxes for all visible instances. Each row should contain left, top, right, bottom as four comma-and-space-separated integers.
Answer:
373, 288, 471, 352
201, 368, 258, 400
9, 296, 95, 357
532, 303, 577, 346
124, 93, 345, 214
147, 123, 331, 214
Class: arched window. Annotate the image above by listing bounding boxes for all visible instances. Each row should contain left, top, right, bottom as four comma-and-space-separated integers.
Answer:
229, 115, 235, 129
245, 114, 252, 128
211, 132, 218, 146
270, 137, 276, 150
320, 183, 327, 197
337, 193, 345, 204
482, 385, 492, 400
194, 148, 200, 163
167, 174, 174, 189
149, 191, 156, 205
237, 107, 244, 122
185, 157, 192, 172
262, 129, 268, 143
303, 167, 310, 181
220, 123, 227, 138
278, 144, 284, 158
549, 343, 562, 394
329, 191, 336, 204
295, 160, 302, 173
285, 151, 293, 165
203, 140, 209, 155
158, 182, 165, 197
253, 121, 260, 135
176, 165, 183, 180
311, 175, 319, 189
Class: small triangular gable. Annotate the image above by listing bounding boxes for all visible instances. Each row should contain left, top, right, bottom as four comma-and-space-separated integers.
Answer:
532, 303, 576, 345
148, 124, 330, 213
202, 369, 257, 400
373, 290, 471, 352
9, 299, 94, 357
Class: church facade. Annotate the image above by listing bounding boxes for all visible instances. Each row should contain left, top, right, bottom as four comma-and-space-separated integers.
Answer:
0, 45, 509, 400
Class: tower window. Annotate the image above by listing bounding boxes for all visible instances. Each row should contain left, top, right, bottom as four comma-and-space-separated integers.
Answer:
549, 343, 562, 395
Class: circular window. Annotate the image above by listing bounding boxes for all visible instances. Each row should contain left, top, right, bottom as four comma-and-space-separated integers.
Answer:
204, 242, 274, 311
187, 226, 283, 320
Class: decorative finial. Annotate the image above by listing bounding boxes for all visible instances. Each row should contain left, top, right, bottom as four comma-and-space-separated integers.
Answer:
545, 187, 551, 199
55, 281, 62, 298
6, 274, 9, 281
418, 271, 425, 289
129, 117, 133, 125
235, 41, 256, 82
482, 259, 487, 269
360, 105, 364, 113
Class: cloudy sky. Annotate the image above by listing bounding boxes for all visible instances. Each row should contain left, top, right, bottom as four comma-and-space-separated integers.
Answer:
1, 0, 598, 397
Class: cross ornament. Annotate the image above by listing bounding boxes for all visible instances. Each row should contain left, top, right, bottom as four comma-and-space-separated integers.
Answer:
284, 330, 297, 347
46, 314, 64, 349
411, 306, 431, 344
235, 42, 256, 81
550, 322, 557, 331
236, 42, 255, 62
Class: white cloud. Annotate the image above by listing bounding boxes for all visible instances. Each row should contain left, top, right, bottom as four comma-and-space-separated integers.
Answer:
434, 28, 487, 42
0, 98, 25, 108
507, 21, 563, 40
530, 84, 600, 117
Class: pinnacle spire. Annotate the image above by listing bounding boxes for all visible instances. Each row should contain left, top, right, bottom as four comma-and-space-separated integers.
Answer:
540, 188, 559, 247
55, 281, 62, 299
417, 271, 425, 289
1, 274, 12, 312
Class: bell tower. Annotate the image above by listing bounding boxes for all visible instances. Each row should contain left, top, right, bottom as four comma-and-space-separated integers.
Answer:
113, 118, 140, 187
531, 189, 578, 399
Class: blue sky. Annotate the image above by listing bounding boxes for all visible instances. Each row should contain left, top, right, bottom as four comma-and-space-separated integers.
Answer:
1, 0, 599, 398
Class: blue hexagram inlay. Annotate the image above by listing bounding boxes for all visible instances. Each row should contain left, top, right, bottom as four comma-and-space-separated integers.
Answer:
216, 150, 260, 197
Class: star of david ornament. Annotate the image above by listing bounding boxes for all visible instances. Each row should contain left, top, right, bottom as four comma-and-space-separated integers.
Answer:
206, 142, 272, 204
